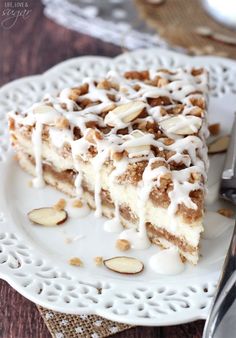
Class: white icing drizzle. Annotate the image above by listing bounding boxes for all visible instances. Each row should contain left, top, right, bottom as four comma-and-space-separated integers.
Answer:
149, 247, 185, 275
10, 67, 209, 250
32, 121, 45, 188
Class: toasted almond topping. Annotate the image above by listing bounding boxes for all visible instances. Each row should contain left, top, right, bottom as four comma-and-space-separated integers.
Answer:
104, 256, 144, 275
159, 115, 202, 135
157, 77, 169, 87
104, 101, 146, 127
126, 130, 150, 158
69, 257, 83, 267
110, 151, 124, 162
33, 104, 56, 114
208, 123, 220, 136
9, 117, 15, 130
55, 117, 70, 129
217, 208, 234, 218
72, 199, 83, 208
190, 172, 201, 183
116, 239, 131, 251
28, 207, 67, 226
162, 137, 174, 145
94, 256, 103, 266
101, 103, 116, 114
208, 135, 230, 154
190, 107, 203, 117
85, 128, 103, 144
53, 199, 67, 211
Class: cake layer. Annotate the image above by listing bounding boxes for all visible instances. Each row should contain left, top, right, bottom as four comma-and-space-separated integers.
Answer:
16, 149, 199, 264
9, 67, 209, 265
11, 128, 203, 247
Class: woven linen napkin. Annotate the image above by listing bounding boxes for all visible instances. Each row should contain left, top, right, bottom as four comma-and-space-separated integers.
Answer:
37, 306, 133, 338
135, 0, 236, 59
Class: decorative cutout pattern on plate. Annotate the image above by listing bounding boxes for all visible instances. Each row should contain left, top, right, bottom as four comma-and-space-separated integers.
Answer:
0, 49, 235, 325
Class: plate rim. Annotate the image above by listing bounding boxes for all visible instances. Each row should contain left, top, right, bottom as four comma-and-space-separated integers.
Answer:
0, 48, 236, 325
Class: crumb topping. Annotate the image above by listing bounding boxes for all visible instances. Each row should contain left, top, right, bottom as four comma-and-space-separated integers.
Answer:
9, 67, 209, 229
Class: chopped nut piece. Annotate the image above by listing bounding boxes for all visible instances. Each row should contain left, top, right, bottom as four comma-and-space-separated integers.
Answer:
72, 199, 83, 208
69, 257, 83, 267
208, 123, 220, 136
111, 151, 124, 161
69, 84, 89, 101
9, 117, 15, 130
190, 107, 203, 117
217, 208, 234, 218
85, 128, 103, 144
124, 70, 149, 81
157, 77, 169, 87
116, 239, 131, 251
55, 117, 70, 129
94, 256, 103, 266
162, 138, 174, 146
53, 198, 66, 211
190, 97, 206, 109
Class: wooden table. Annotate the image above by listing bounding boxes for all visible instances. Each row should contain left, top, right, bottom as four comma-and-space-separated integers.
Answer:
0, 1, 204, 337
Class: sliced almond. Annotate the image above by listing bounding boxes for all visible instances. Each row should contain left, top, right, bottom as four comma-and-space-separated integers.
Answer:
104, 101, 146, 127
28, 207, 67, 226
126, 130, 150, 158
208, 135, 230, 154
33, 104, 59, 125
33, 104, 56, 114
103, 256, 144, 274
159, 115, 202, 135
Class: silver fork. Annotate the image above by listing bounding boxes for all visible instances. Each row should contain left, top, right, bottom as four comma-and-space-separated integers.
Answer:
203, 113, 236, 338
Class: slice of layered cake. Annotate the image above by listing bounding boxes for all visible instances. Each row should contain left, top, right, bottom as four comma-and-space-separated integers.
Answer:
8, 67, 209, 264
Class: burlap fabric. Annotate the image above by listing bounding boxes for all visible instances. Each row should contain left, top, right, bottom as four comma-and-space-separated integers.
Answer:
37, 306, 132, 337
135, 0, 236, 58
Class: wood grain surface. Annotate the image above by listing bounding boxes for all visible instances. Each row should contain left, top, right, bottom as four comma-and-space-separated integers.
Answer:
0, 1, 204, 337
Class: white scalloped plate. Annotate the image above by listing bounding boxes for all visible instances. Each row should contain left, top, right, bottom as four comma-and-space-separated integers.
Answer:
0, 49, 236, 326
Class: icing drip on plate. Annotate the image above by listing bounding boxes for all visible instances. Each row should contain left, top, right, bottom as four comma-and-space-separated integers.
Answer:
149, 247, 185, 275
66, 199, 90, 218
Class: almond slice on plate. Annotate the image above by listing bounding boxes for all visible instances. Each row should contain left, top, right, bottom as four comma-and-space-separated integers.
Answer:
159, 115, 202, 135
208, 135, 230, 154
28, 207, 68, 226
104, 101, 146, 127
103, 256, 144, 274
